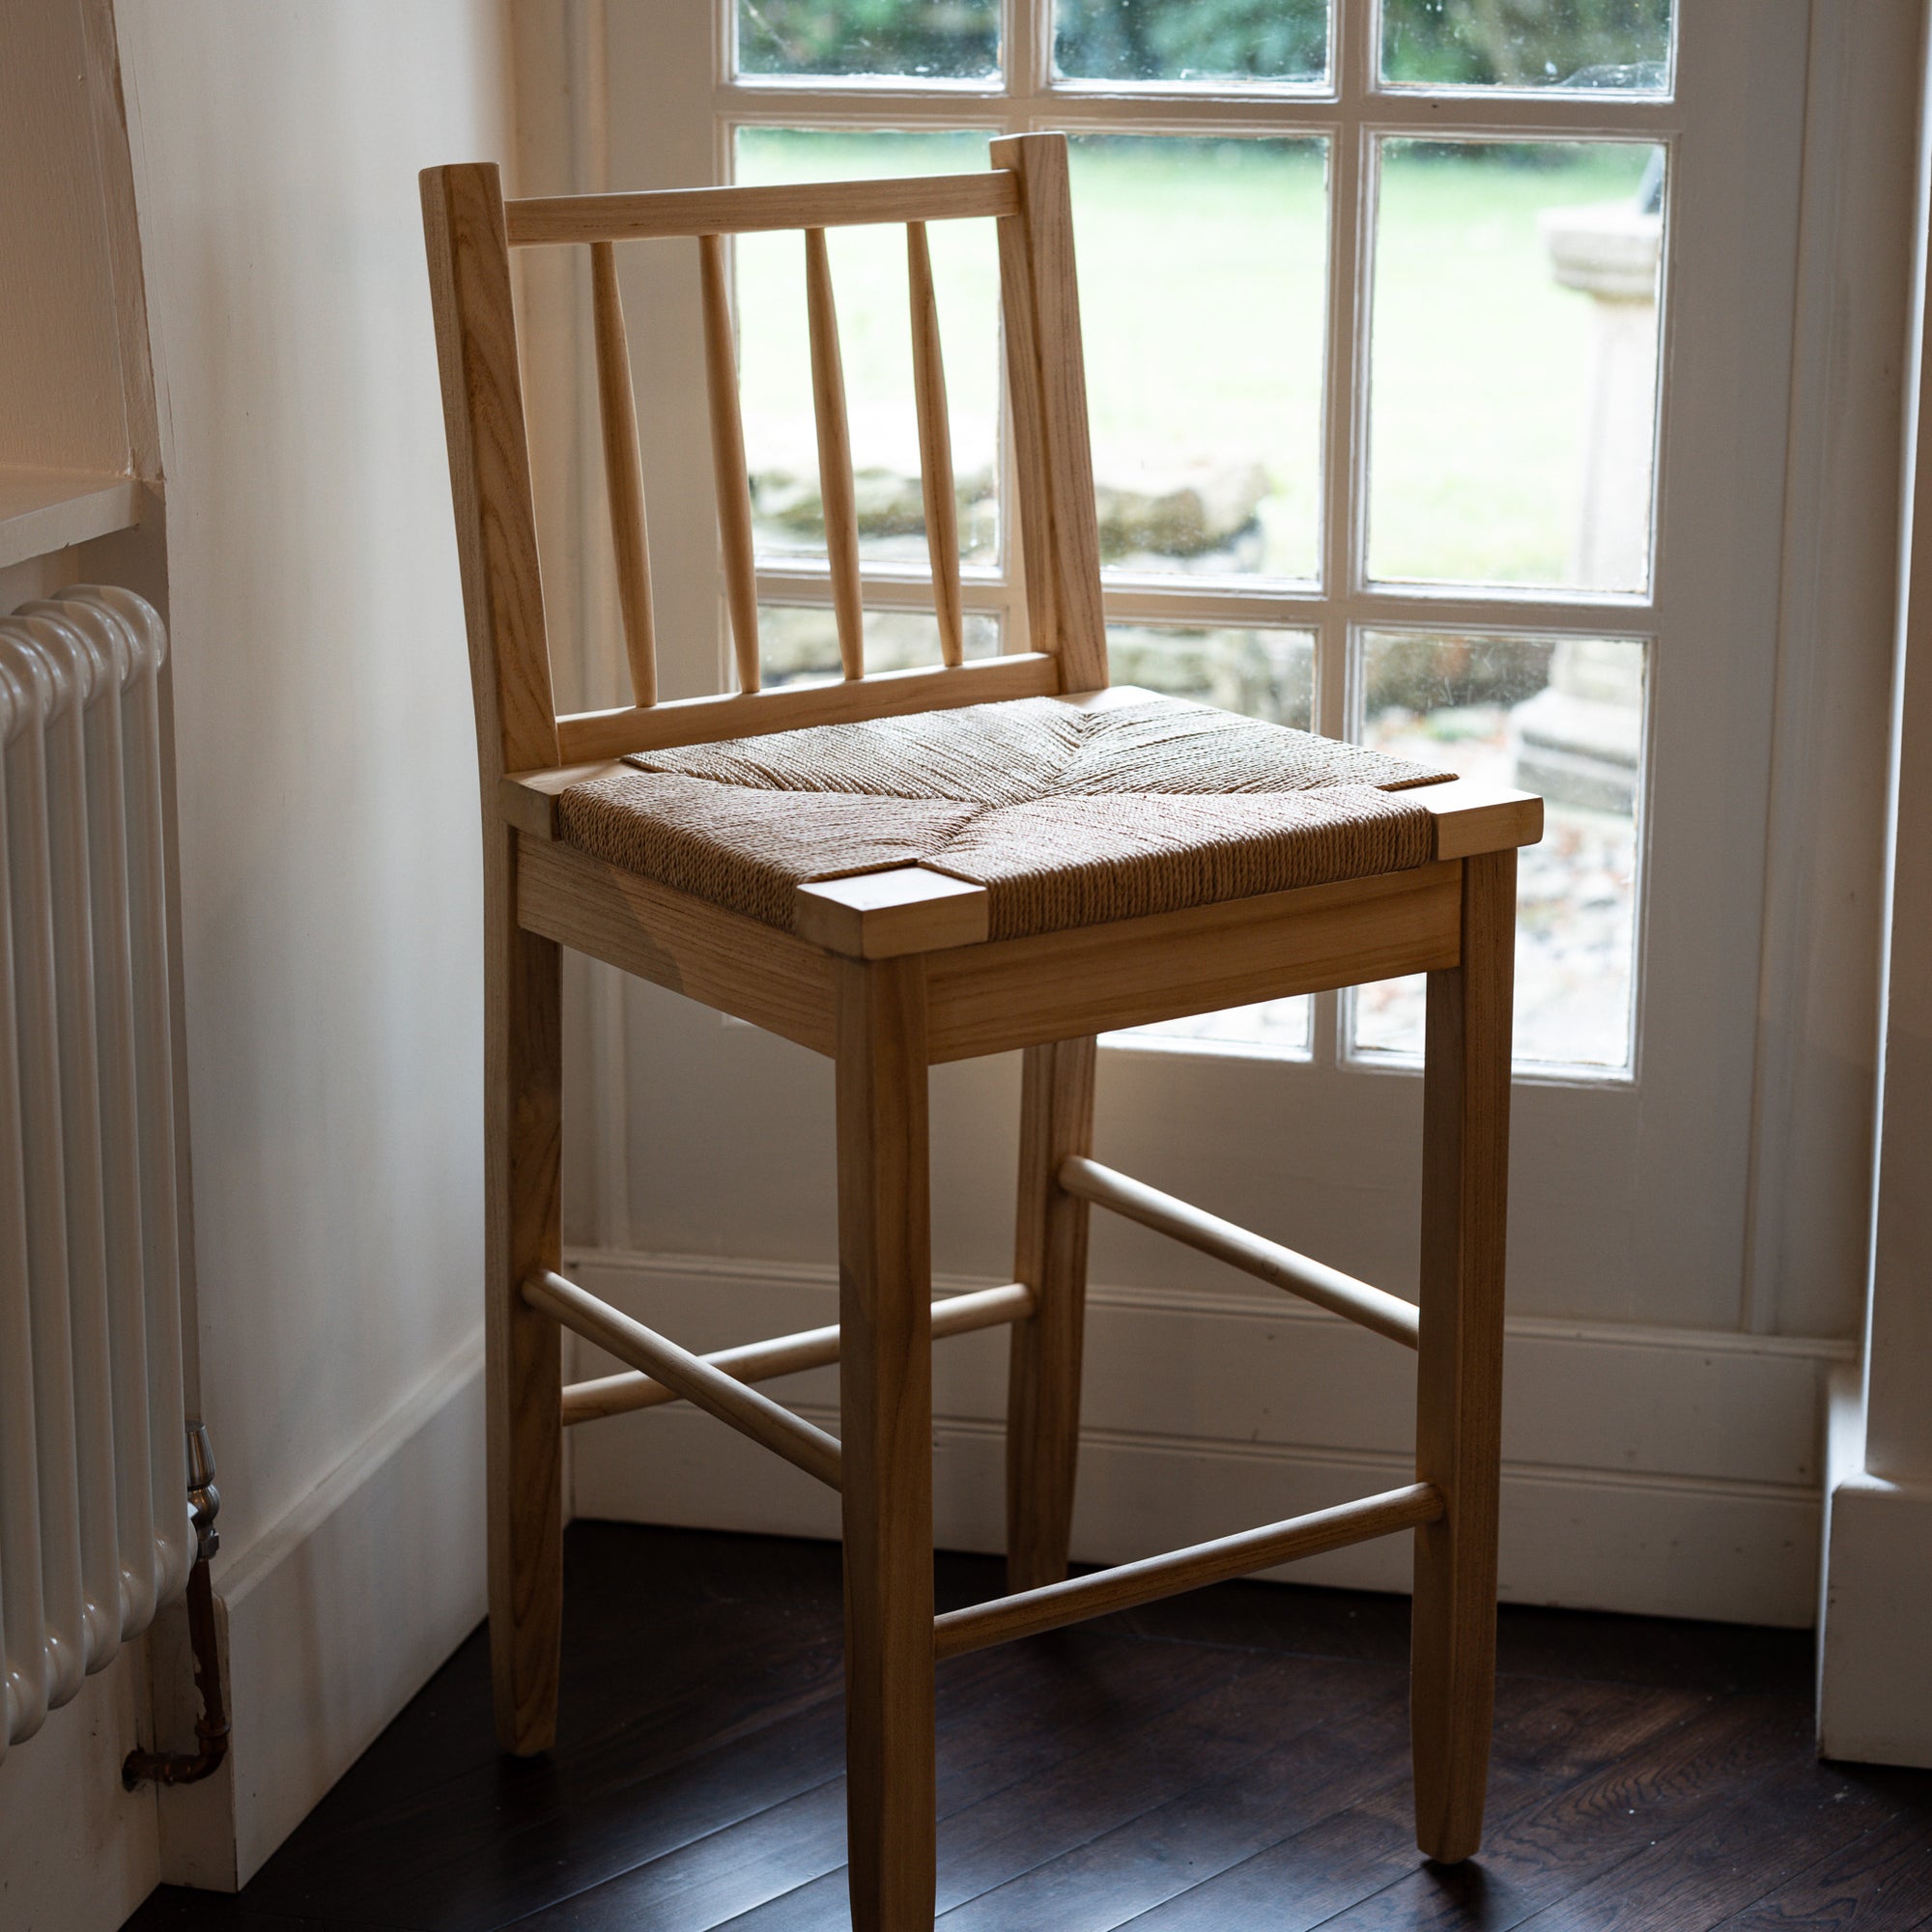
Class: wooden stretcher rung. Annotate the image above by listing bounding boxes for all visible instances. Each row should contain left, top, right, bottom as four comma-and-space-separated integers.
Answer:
933, 1483, 1444, 1659
524, 1269, 843, 1489
559, 1280, 1036, 1425
1058, 1156, 1420, 1349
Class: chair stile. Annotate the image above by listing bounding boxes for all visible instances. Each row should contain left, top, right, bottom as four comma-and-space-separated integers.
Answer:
423, 133, 1541, 1928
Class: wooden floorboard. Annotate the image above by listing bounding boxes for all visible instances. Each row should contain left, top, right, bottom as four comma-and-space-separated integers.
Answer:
1710, 1804, 1932, 1930
505, 1636, 1264, 1930
1120, 1672, 1703, 1931
931, 1679, 1417, 1928
121, 1522, 1932, 1932
1305, 1694, 1812, 1932
1504, 1751, 1921, 1932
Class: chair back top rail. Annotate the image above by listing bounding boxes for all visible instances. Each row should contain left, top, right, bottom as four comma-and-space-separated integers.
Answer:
506, 171, 1019, 246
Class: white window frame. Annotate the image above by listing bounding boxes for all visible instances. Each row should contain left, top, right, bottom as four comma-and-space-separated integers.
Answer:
711, 0, 1674, 1086
548, 5, 1923, 1631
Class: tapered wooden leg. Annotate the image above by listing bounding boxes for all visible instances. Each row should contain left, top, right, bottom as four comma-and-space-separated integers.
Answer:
1411, 850, 1514, 1863
836, 955, 936, 1932
1007, 1036, 1096, 1593
485, 827, 563, 1755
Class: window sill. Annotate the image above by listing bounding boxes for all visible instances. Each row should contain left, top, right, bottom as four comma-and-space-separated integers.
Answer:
0, 467, 143, 571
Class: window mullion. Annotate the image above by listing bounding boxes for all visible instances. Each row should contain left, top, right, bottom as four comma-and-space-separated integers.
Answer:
1310, 1, 1374, 1071
1009, 0, 1046, 102
1318, 2, 1366, 740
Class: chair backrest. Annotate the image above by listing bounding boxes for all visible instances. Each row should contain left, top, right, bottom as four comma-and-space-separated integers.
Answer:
421, 134, 1108, 784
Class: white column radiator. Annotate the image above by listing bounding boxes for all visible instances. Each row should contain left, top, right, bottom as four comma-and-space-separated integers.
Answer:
0, 586, 191, 1759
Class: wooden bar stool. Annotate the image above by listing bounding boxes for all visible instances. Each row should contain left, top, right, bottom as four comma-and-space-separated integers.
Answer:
421, 134, 1540, 1930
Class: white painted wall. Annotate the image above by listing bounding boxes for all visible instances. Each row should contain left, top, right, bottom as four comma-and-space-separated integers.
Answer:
114, 0, 508, 1579
0, 0, 131, 476
114, 0, 517, 1882
1, 0, 511, 1907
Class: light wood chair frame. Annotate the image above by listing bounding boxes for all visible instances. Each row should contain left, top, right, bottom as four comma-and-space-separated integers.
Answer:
422, 135, 1539, 1927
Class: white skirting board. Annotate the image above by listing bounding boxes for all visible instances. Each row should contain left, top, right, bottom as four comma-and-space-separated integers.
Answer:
566, 1250, 1849, 1630
150, 1331, 486, 1890
1818, 1366, 1932, 1768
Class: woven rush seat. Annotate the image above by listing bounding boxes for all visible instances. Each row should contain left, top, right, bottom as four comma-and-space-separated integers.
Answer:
555, 689, 1452, 941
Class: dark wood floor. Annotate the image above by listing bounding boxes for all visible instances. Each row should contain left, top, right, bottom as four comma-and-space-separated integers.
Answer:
127, 1521, 1932, 1931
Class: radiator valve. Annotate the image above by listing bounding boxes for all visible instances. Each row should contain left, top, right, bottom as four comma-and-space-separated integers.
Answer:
124, 1421, 230, 1789
185, 1421, 220, 1563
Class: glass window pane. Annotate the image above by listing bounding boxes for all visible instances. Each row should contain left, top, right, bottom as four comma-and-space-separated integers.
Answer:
757, 604, 999, 687
737, 0, 998, 79
1106, 624, 1315, 1057
1368, 139, 1662, 592
1105, 623, 1313, 728
1070, 136, 1328, 583
735, 130, 1000, 570
1055, 0, 1327, 86
1350, 630, 1644, 1073
1381, 0, 1671, 93
1117, 998, 1314, 1057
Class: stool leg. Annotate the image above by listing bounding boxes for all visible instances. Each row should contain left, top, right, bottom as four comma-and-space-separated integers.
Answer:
485, 830, 563, 1755
836, 956, 936, 1932
1007, 1036, 1096, 1592
1411, 849, 1515, 1863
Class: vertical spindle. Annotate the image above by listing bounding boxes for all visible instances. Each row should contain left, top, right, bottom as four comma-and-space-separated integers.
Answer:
589, 242, 657, 708
805, 227, 865, 680
907, 222, 964, 668
699, 232, 762, 695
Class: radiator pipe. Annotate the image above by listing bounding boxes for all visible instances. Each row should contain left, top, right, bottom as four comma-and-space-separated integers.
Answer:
124, 1424, 229, 1789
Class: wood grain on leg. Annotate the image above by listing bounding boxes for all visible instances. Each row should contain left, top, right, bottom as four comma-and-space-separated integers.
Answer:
423, 160, 565, 1758
487, 827, 563, 1754
1411, 851, 1515, 1861
1007, 1036, 1096, 1593
836, 955, 937, 1930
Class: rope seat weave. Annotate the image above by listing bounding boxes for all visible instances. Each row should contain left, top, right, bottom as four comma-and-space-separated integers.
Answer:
556, 691, 1451, 941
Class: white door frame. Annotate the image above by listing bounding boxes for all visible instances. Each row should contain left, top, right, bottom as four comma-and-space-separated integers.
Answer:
516, 0, 1920, 1628
1820, 0, 1932, 1772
